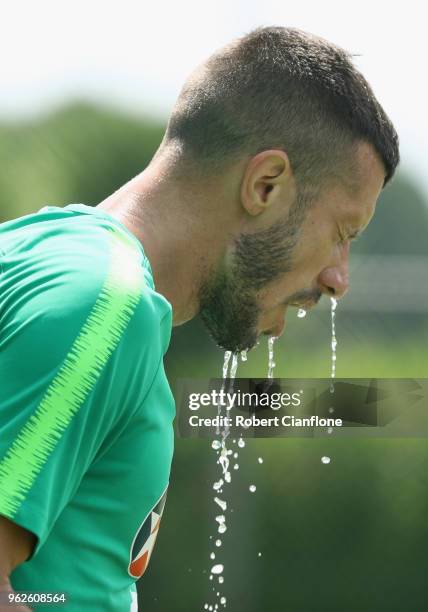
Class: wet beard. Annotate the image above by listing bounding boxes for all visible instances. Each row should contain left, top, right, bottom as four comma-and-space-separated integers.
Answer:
198, 198, 308, 352
198, 266, 261, 352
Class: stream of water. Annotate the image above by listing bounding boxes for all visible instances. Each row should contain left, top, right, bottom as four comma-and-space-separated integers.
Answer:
322, 297, 338, 463
204, 299, 339, 607
204, 349, 240, 610
204, 333, 276, 610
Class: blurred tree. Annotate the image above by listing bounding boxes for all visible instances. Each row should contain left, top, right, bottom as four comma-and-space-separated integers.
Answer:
0, 101, 165, 221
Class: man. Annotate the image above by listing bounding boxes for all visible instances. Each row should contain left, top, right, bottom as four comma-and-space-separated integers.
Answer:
0, 26, 398, 611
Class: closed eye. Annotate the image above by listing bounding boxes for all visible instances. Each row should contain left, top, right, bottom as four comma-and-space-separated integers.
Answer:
337, 229, 362, 246
348, 230, 362, 242
337, 225, 363, 245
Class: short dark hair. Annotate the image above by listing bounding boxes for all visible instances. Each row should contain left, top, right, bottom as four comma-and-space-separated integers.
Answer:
163, 26, 399, 190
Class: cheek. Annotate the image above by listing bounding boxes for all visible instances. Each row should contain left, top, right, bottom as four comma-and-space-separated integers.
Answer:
257, 249, 334, 310
254, 216, 339, 310
292, 221, 336, 276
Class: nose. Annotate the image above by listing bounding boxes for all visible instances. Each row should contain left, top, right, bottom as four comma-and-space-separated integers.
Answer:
318, 267, 349, 298
317, 244, 350, 299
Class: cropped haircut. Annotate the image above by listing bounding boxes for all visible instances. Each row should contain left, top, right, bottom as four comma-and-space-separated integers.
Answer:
163, 26, 399, 193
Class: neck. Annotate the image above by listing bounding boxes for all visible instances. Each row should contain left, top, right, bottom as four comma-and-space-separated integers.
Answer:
96, 157, 226, 325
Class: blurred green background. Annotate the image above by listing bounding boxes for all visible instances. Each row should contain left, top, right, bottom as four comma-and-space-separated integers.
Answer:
1, 102, 428, 611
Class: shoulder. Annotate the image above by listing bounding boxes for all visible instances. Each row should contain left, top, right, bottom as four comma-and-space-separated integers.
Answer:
1, 216, 172, 370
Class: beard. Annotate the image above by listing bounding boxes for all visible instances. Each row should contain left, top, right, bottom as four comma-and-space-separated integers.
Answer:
198, 263, 261, 352
198, 194, 309, 352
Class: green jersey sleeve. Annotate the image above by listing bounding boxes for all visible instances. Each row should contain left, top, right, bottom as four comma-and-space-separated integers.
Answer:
0, 204, 175, 612
0, 219, 166, 554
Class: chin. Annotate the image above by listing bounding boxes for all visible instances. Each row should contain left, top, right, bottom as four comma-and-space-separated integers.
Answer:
214, 331, 258, 353
200, 303, 260, 353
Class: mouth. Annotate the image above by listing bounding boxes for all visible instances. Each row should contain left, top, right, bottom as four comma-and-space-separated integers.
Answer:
286, 289, 322, 312
289, 300, 318, 311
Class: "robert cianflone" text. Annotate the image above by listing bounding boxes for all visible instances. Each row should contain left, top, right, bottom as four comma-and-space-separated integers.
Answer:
188, 415, 343, 428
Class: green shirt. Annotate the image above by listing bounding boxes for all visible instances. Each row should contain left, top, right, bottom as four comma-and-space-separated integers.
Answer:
0, 204, 175, 610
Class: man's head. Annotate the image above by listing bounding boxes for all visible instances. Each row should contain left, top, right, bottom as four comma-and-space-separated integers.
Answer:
157, 27, 400, 351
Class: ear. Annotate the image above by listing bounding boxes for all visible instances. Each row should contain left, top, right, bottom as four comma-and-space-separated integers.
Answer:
240, 150, 293, 216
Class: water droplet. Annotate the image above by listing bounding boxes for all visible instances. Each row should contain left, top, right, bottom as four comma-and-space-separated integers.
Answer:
321, 456, 331, 464
233, 452, 238, 459
210, 552, 215, 560
267, 336, 278, 378
297, 308, 307, 318
328, 406, 334, 413
249, 485, 257, 493
218, 576, 224, 584
213, 479, 224, 491
258, 457, 263, 464
211, 440, 221, 450
211, 564, 224, 575
218, 523, 227, 534
229, 353, 239, 379
222, 351, 232, 378
330, 298, 338, 380
220, 597, 227, 605
238, 438, 245, 448
215, 539, 222, 547
233, 463, 239, 470
214, 497, 227, 511
224, 472, 231, 483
